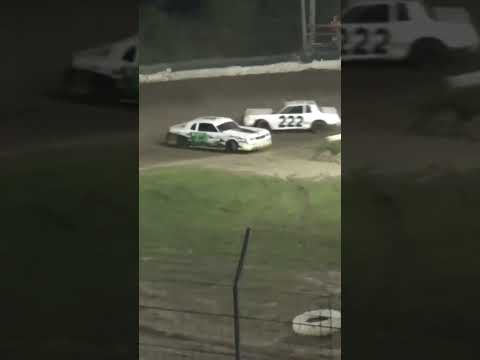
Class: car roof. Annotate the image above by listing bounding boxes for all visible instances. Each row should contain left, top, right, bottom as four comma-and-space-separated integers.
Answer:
284, 100, 317, 106
190, 116, 234, 125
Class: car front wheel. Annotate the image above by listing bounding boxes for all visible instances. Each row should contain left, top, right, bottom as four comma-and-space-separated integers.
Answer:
225, 140, 239, 153
255, 120, 271, 131
176, 135, 189, 148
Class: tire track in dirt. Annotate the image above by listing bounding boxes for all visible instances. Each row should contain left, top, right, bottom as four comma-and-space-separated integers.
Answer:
140, 149, 340, 181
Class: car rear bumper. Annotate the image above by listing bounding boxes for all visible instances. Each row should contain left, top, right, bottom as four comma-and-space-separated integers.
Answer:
326, 122, 341, 130
448, 45, 478, 58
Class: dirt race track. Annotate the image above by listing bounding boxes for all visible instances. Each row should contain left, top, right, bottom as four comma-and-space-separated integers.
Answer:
342, 62, 480, 175
140, 62, 480, 177
140, 70, 341, 179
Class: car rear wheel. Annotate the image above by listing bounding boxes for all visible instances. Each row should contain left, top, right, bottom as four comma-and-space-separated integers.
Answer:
225, 140, 239, 153
311, 121, 327, 134
176, 135, 189, 148
255, 120, 271, 131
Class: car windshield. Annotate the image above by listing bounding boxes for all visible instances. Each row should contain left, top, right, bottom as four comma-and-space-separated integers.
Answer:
217, 121, 240, 132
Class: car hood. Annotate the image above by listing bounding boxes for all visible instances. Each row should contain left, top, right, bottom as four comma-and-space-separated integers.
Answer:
71, 44, 112, 75
73, 35, 137, 59
169, 123, 187, 131
74, 45, 111, 59
71, 35, 138, 74
223, 127, 270, 139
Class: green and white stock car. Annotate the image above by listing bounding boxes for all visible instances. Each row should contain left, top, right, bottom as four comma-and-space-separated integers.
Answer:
166, 117, 272, 153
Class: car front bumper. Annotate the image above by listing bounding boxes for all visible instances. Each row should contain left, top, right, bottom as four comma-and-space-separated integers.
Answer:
239, 138, 272, 151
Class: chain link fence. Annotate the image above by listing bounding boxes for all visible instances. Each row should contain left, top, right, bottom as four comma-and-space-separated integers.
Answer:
140, 226, 341, 359
140, 0, 340, 72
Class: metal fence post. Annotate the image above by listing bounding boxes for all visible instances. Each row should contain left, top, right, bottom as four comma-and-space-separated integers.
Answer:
233, 227, 251, 360
301, 0, 308, 54
309, 0, 316, 48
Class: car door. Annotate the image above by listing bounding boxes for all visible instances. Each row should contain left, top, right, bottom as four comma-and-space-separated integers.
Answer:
389, 2, 418, 59
276, 105, 305, 130
187, 122, 200, 145
192, 123, 222, 147
342, 3, 392, 60
302, 105, 315, 129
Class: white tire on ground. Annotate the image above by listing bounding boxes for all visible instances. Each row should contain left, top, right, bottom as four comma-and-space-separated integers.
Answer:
292, 309, 341, 336
326, 133, 341, 142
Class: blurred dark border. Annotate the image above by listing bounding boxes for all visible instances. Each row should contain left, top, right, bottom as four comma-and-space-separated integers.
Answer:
342, 1, 480, 359
1, 2, 139, 359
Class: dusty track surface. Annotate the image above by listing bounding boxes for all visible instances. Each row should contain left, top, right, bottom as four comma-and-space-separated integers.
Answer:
342, 63, 480, 175
140, 62, 480, 178
140, 138, 341, 181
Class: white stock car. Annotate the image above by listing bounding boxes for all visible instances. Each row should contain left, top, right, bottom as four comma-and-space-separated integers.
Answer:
166, 117, 272, 152
243, 101, 341, 132
341, 0, 479, 62
65, 35, 138, 98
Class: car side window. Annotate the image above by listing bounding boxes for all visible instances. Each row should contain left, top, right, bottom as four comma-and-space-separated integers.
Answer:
122, 46, 136, 62
342, 4, 390, 24
198, 123, 218, 132
305, 106, 311, 113
342, 7, 363, 23
397, 3, 410, 21
281, 106, 304, 114
190, 123, 197, 131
